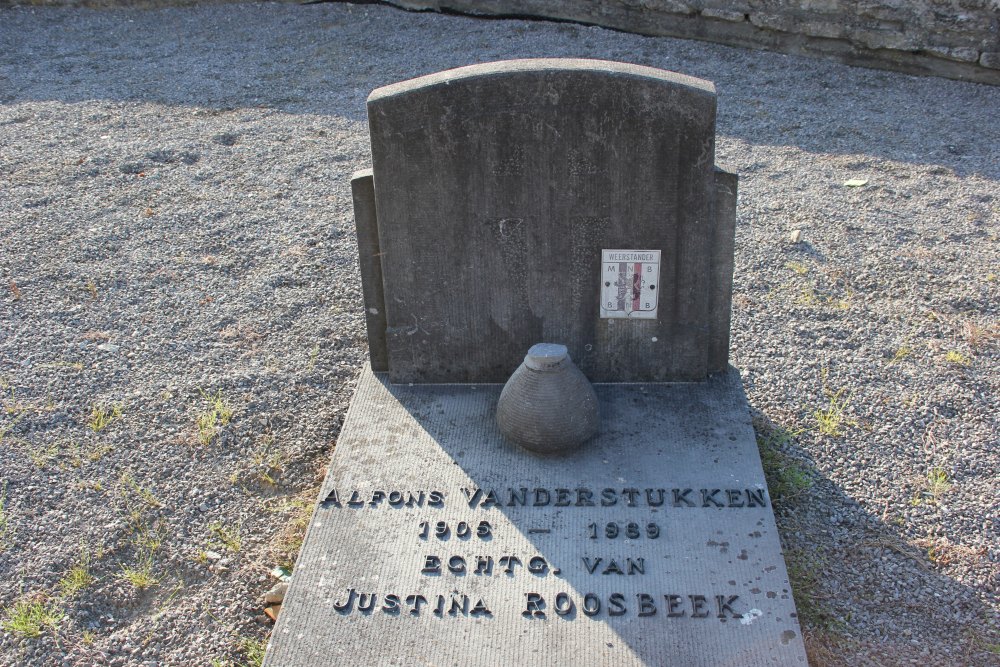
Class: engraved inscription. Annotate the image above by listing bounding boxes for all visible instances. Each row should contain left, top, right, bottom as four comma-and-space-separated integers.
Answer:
333, 589, 492, 618
420, 554, 553, 577
320, 486, 769, 510
417, 520, 492, 540
581, 557, 645, 575
521, 592, 742, 619
321, 482, 769, 623
322, 489, 445, 508
456, 486, 767, 509
588, 522, 660, 539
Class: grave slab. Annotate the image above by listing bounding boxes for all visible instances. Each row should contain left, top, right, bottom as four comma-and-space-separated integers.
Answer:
264, 366, 808, 666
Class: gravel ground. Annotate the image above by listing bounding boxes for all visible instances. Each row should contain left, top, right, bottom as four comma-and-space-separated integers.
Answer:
0, 3, 997, 666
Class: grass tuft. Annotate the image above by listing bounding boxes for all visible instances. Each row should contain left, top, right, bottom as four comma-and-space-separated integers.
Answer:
916, 536, 986, 568
120, 551, 159, 590
65, 440, 113, 467
0, 483, 13, 553
249, 438, 285, 487
119, 471, 163, 513
58, 548, 95, 598
784, 550, 840, 630
306, 343, 320, 371
1, 597, 65, 639
132, 521, 163, 552
888, 345, 912, 364
963, 320, 998, 350
88, 402, 122, 432
785, 260, 809, 275
813, 370, 854, 437
814, 389, 850, 436
275, 496, 312, 570
912, 467, 952, 506
197, 389, 233, 445
943, 350, 971, 366
0, 399, 26, 445
211, 636, 267, 667
117, 472, 163, 545
209, 521, 242, 553
754, 421, 813, 504
27, 442, 59, 468
240, 636, 267, 667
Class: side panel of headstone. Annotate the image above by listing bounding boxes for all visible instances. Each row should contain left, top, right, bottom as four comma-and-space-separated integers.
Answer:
367, 59, 733, 383
351, 169, 388, 372
709, 168, 738, 373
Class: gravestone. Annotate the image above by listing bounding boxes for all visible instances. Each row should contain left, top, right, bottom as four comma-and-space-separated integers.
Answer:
361, 59, 736, 383
264, 59, 808, 666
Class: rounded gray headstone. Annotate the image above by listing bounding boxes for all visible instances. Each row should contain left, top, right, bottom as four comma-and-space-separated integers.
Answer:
496, 343, 600, 453
366, 58, 735, 383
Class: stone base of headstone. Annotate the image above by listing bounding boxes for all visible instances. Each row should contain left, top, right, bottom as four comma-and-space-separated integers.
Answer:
264, 366, 808, 666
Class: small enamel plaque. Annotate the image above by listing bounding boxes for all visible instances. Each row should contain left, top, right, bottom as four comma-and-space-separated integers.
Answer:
600, 249, 660, 319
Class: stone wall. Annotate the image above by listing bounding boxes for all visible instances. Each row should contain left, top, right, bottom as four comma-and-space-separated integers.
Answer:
389, 0, 1000, 85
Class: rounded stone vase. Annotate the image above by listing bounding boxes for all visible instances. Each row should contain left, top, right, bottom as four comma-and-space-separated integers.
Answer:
496, 343, 600, 453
